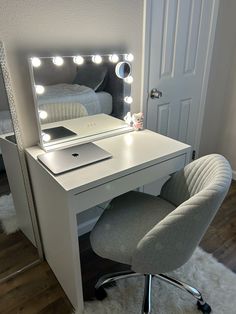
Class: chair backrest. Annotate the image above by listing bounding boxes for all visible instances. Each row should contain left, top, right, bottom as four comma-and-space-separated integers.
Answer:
131, 154, 232, 274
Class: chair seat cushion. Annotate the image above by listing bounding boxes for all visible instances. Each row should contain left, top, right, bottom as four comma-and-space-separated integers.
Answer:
90, 191, 175, 265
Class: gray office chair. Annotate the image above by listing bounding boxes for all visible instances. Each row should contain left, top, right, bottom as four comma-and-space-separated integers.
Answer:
90, 154, 232, 313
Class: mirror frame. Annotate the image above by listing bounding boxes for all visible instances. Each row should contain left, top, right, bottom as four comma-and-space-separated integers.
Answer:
28, 53, 134, 151
0, 42, 23, 150
0, 41, 43, 265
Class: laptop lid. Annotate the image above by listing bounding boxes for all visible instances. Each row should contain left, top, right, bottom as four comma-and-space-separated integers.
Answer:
37, 142, 112, 175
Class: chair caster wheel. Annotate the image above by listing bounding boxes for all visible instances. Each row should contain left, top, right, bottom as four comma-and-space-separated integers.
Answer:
95, 287, 107, 300
197, 301, 212, 313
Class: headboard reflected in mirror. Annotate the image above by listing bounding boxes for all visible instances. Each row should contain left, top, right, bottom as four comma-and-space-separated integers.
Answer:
28, 53, 134, 150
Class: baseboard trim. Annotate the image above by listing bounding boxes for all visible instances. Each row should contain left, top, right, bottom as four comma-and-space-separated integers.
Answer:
232, 170, 236, 181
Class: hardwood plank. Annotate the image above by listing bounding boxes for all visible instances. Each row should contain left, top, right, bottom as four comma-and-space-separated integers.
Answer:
200, 180, 236, 267
0, 263, 50, 295
0, 172, 39, 280
0, 231, 25, 248
7, 284, 64, 314
0, 262, 73, 314
38, 297, 72, 314
0, 231, 39, 280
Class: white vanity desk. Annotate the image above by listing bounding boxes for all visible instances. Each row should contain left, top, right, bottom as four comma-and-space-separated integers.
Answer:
26, 129, 191, 312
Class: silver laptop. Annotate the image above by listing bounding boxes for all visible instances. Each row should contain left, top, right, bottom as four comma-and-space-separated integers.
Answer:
37, 143, 112, 175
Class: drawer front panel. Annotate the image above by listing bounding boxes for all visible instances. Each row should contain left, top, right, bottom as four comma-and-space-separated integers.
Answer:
71, 154, 186, 214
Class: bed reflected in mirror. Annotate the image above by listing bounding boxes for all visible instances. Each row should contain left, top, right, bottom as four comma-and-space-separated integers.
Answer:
0, 65, 39, 280
28, 53, 134, 148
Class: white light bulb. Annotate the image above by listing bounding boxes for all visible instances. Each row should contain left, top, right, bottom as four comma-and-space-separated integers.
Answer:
124, 75, 134, 84
42, 133, 51, 142
124, 96, 133, 104
73, 56, 84, 65
35, 85, 45, 95
109, 54, 119, 63
31, 57, 41, 67
52, 56, 64, 66
39, 110, 48, 120
92, 55, 102, 64
125, 53, 134, 62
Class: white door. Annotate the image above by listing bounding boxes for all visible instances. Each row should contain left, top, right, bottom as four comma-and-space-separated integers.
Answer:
146, 0, 219, 158
143, 0, 219, 195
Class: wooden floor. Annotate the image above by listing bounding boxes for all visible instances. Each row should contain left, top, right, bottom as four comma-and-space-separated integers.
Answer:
201, 180, 236, 271
0, 231, 39, 281
0, 181, 235, 313
0, 171, 39, 281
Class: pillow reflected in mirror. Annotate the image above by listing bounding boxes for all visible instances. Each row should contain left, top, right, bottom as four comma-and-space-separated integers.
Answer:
39, 102, 88, 124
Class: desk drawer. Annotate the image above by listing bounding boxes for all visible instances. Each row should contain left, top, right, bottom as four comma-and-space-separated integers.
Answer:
71, 154, 186, 214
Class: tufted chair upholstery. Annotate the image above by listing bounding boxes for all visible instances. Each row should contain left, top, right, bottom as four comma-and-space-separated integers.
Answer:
132, 154, 232, 274
90, 154, 232, 313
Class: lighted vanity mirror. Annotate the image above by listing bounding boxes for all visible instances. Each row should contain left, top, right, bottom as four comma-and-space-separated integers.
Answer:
28, 53, 134, 149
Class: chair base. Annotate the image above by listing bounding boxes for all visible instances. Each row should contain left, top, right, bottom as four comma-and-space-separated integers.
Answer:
197, 301, 212, 314
94, 270, 211, 314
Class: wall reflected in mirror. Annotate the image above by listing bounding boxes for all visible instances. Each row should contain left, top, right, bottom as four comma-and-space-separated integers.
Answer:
0, 65, 39, 280
28, 53, 134, 148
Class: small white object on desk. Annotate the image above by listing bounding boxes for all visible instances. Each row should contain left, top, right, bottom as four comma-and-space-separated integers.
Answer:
124, 111, 144, 130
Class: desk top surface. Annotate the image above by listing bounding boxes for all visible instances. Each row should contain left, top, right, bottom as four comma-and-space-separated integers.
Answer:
26, 130, 191, 193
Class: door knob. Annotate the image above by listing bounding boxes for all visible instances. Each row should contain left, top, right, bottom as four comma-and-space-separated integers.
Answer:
150, 88, 162, 99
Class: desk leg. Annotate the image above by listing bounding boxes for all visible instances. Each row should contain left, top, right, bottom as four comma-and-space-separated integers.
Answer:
41, 197, 84, 312
67, 209, 84, 313
26, 161, 85, 312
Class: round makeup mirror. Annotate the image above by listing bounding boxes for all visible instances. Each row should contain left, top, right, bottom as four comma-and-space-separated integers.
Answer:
115, 61, 131, 79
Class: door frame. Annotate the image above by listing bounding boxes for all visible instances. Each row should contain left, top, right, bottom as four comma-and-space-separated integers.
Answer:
141, 0, 220, 157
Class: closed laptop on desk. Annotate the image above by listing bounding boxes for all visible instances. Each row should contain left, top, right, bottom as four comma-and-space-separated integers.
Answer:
37, 143, 112, 175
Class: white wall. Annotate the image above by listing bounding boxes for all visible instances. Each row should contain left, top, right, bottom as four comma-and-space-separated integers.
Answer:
199, 0, 236, 175
217, 45, 236, 174
0, 0, 143, 147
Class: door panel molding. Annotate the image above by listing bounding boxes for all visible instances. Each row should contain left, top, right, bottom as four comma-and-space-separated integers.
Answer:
178, 98, 191, 142
184, 0, 203, 74
157, 103, 170, 135
160, 0, 179, 78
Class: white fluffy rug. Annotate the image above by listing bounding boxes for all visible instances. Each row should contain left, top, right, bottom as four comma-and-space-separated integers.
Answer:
0, 193, 18, 234
79, 247, 236, 314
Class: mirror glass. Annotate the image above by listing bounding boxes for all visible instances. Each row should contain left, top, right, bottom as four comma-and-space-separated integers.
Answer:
0, 63, 40, 280
28, 53, 134, 149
